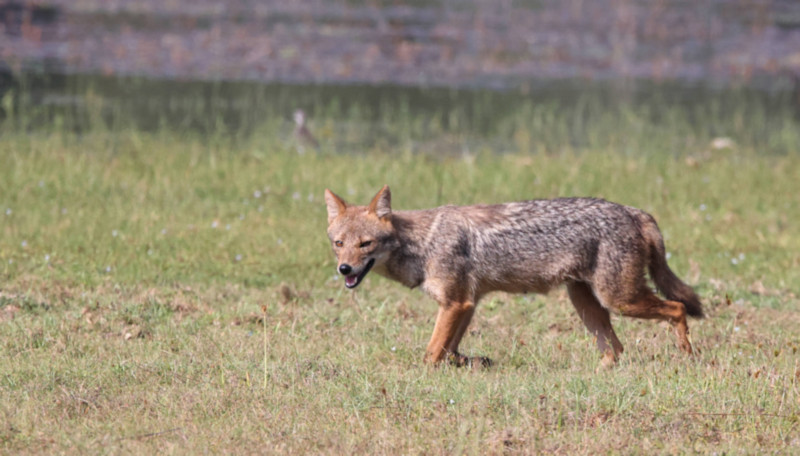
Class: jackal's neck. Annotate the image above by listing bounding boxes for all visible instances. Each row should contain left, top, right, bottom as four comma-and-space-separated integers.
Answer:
375, 210, 436, 289
392, 209, 440, 249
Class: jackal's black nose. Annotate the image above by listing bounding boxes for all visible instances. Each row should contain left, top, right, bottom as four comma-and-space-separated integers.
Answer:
338, 264, 353, 275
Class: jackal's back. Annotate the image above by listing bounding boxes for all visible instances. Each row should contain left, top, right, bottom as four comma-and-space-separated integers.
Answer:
399, 198, 650, 297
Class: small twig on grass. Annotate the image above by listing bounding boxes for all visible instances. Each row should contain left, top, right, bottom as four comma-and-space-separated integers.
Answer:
684, 412, 791, 418
262, 304, 268, 389
59, 386, 98, 412
116, 427, 182, 441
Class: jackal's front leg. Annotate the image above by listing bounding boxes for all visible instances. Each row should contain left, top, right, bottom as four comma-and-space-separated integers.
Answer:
424, 303, 468, 363
424, 301, 490, 367
425, 301, 475, 363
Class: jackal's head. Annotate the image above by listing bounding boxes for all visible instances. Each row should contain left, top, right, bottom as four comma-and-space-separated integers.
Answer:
324, 185, 396, 289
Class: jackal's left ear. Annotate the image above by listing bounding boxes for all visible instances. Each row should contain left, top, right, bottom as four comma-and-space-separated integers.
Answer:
324, 189, 347, 224
368, 185, 391, 220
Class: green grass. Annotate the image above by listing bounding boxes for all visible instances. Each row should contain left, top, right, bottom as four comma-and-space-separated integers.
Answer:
1, 94, 799, 453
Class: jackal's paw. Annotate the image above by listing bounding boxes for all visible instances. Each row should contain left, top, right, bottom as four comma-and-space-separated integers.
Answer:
677, 338, 694, 356
596, 350, 618, 372
448, 352, 493, 369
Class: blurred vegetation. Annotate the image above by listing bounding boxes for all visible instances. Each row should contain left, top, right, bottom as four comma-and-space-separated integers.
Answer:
1, 73, 799, 454
3, 73, 800, 153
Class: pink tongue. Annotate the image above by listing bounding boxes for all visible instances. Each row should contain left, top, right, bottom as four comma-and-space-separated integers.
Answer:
345, 275, 358, 286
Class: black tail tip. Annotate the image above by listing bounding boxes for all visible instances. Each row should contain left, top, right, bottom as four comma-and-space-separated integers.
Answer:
685, 301, 704, 318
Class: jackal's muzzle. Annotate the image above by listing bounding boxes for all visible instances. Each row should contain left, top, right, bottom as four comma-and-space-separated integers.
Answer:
339, 259, 375, 289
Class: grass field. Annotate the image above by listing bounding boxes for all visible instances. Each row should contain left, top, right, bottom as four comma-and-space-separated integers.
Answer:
1, 87, 799, 454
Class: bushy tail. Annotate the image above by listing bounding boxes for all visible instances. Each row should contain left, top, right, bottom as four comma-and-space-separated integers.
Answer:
638, 212, 704, 318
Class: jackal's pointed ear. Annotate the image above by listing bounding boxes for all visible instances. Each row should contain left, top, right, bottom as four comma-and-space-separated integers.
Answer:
368, 185, 391, 220
324, 189, 347, 224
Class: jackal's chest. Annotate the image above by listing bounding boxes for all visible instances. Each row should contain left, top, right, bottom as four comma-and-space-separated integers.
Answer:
373, 260, 425, 289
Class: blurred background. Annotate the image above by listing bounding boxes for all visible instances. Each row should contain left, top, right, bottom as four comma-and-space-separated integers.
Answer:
4, 4, 800, 453
1, 0, 799, 152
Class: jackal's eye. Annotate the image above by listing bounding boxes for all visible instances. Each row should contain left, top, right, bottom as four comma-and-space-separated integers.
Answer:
360, 240, 373, 248
334, 240, 343, 247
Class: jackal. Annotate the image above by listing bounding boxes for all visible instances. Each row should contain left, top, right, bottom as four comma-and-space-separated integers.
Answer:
324, 186, 703, 368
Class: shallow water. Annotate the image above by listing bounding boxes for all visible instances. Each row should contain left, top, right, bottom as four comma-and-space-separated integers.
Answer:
2, 71, 797, 153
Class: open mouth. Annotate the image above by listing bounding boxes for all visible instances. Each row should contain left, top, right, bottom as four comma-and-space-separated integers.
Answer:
344, 259, 375, 289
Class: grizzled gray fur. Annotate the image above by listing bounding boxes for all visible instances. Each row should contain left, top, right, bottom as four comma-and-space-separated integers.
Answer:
325, 185, 703, 368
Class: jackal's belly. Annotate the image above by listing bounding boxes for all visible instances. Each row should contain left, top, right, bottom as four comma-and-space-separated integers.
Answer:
474, 264, 568, 296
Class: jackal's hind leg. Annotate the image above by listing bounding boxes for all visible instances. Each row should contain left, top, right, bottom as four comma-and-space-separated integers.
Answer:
567, 282, 625, 365
615, 290, 694, 355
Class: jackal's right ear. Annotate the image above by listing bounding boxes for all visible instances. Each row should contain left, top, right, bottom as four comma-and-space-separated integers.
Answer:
368, 185, 391, 220
324, 189, 347, 224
